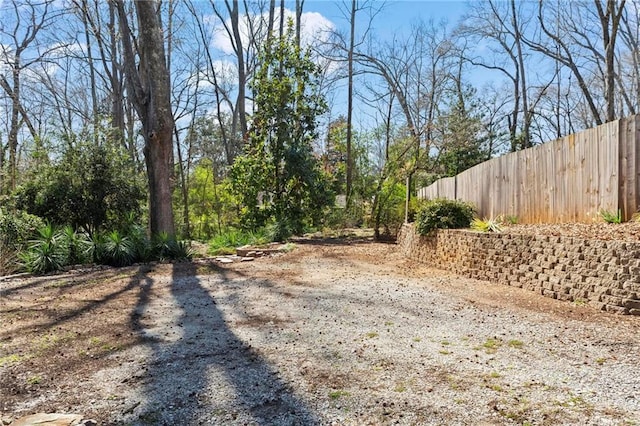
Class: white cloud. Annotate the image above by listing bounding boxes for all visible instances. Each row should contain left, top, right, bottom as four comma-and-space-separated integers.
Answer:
186, 58, 241, 96
212, 8, 335, 55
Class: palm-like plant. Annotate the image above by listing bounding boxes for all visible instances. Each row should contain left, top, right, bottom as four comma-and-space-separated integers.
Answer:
152, 231, 173, 261
104, 230, 135, 267
20, 223, 67, 273
60, 226, 92, 265
470, 217, 503, 233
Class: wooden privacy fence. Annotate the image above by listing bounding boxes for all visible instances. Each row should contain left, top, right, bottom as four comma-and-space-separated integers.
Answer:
418, 115, 640, 223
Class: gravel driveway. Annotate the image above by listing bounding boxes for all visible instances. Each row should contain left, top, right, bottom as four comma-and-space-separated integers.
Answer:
2, 239, 640, 425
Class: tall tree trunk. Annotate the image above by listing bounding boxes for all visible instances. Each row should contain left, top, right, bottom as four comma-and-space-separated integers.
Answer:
174, 126, 190, 239
510, 0, 530, 148
295, 0, 304, 48
279, 0, 285, 37
229, 1, 247, 138
267, 0, 276, 44
346, 0, 356, 206
107, 1, 126, 149
7, 64, 20, 192
79, 0, 99, 145
115, 0, 176, 237
596, 0, 626, 122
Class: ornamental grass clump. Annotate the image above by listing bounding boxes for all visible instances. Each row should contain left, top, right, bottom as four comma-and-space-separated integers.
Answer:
471, 217, 503, 233
415, 198, 476, 236
599, 209, 622, 224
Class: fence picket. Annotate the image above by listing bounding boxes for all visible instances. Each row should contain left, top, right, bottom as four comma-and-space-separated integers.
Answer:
417, 115, 640, 223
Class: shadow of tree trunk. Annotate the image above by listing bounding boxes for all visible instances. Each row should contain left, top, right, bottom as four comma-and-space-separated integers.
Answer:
128, 262, 317, 425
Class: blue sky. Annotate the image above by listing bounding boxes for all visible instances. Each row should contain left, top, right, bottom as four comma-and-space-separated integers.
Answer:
302, 0, 469, 33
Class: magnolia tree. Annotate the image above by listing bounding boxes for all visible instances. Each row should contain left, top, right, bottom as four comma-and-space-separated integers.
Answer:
231, 22, 333, 240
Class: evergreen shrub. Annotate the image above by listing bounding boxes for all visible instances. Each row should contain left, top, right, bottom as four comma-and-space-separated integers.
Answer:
415, 198, 475, 235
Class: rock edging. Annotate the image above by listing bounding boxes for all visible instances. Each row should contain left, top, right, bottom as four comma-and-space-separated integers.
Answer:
397, 223, 640, 315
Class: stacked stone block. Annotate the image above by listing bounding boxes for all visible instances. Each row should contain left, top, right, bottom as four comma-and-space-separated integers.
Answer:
397, 223, 640, 315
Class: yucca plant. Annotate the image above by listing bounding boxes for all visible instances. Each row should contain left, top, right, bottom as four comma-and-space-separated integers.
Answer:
103, 230, 135, 267
60, 226, 92, 265
249, 228, 269, 246
88, 232, 107, 264
470, 217, 503, 233
151, 231, 173, 261
124, 223, 151, 263
168, 240, 194, 261
150, 232, 193, 261
266, 219, 293, 242
20, 223, 67, 274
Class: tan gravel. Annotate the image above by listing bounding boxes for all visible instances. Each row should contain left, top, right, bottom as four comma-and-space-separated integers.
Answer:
1, 238, 639, 425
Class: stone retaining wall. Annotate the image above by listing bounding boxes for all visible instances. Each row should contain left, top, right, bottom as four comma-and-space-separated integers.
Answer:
397, 223, 640, 315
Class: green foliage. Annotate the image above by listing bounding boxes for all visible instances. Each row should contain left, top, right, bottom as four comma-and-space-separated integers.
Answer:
167, 240, 194, 261
599, 209, 622, 224
367, 127, 420, 240
321, 122, 381, 230
0, 239, 20, 275
151, 232, 174, 261
103, 230, 136, 267
266, 219, 293, 242
415, 198, 476, 235
208, 228, 269, 255
88, 232, 108, 265
436, 85, 489, 176
471, 217, 503, 233
370, 180, 408, 237
14, 141, 145, 234
0, 208, 45, 249
498, 214, 519, 225
18, 219, 192, 274
230, 21, 332, 236
20, 223, 67, 274
185, 114, 242, 170
323, 117, 349, 195
150, 232, 193, 262
182, 160, 238, 240
59, 226, 92, 265
0, 208, 44, 275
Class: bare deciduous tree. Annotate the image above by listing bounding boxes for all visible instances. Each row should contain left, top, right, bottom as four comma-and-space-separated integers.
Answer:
0, 0, 59, 191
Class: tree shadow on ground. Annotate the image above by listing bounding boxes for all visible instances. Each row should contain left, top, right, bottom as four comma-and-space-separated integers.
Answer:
128, 261, 317, 425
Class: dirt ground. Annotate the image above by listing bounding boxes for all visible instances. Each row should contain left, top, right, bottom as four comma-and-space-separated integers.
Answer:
1, 236, 639, 425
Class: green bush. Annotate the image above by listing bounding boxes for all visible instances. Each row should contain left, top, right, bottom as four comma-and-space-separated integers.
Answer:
0, 208, 45, 248
266, 219, 293, 242
0, 208, 44, 274
14, 142, 145, 234
0, 239, 20, 275
19, 221, 194, 274
415, 198, 475, 235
